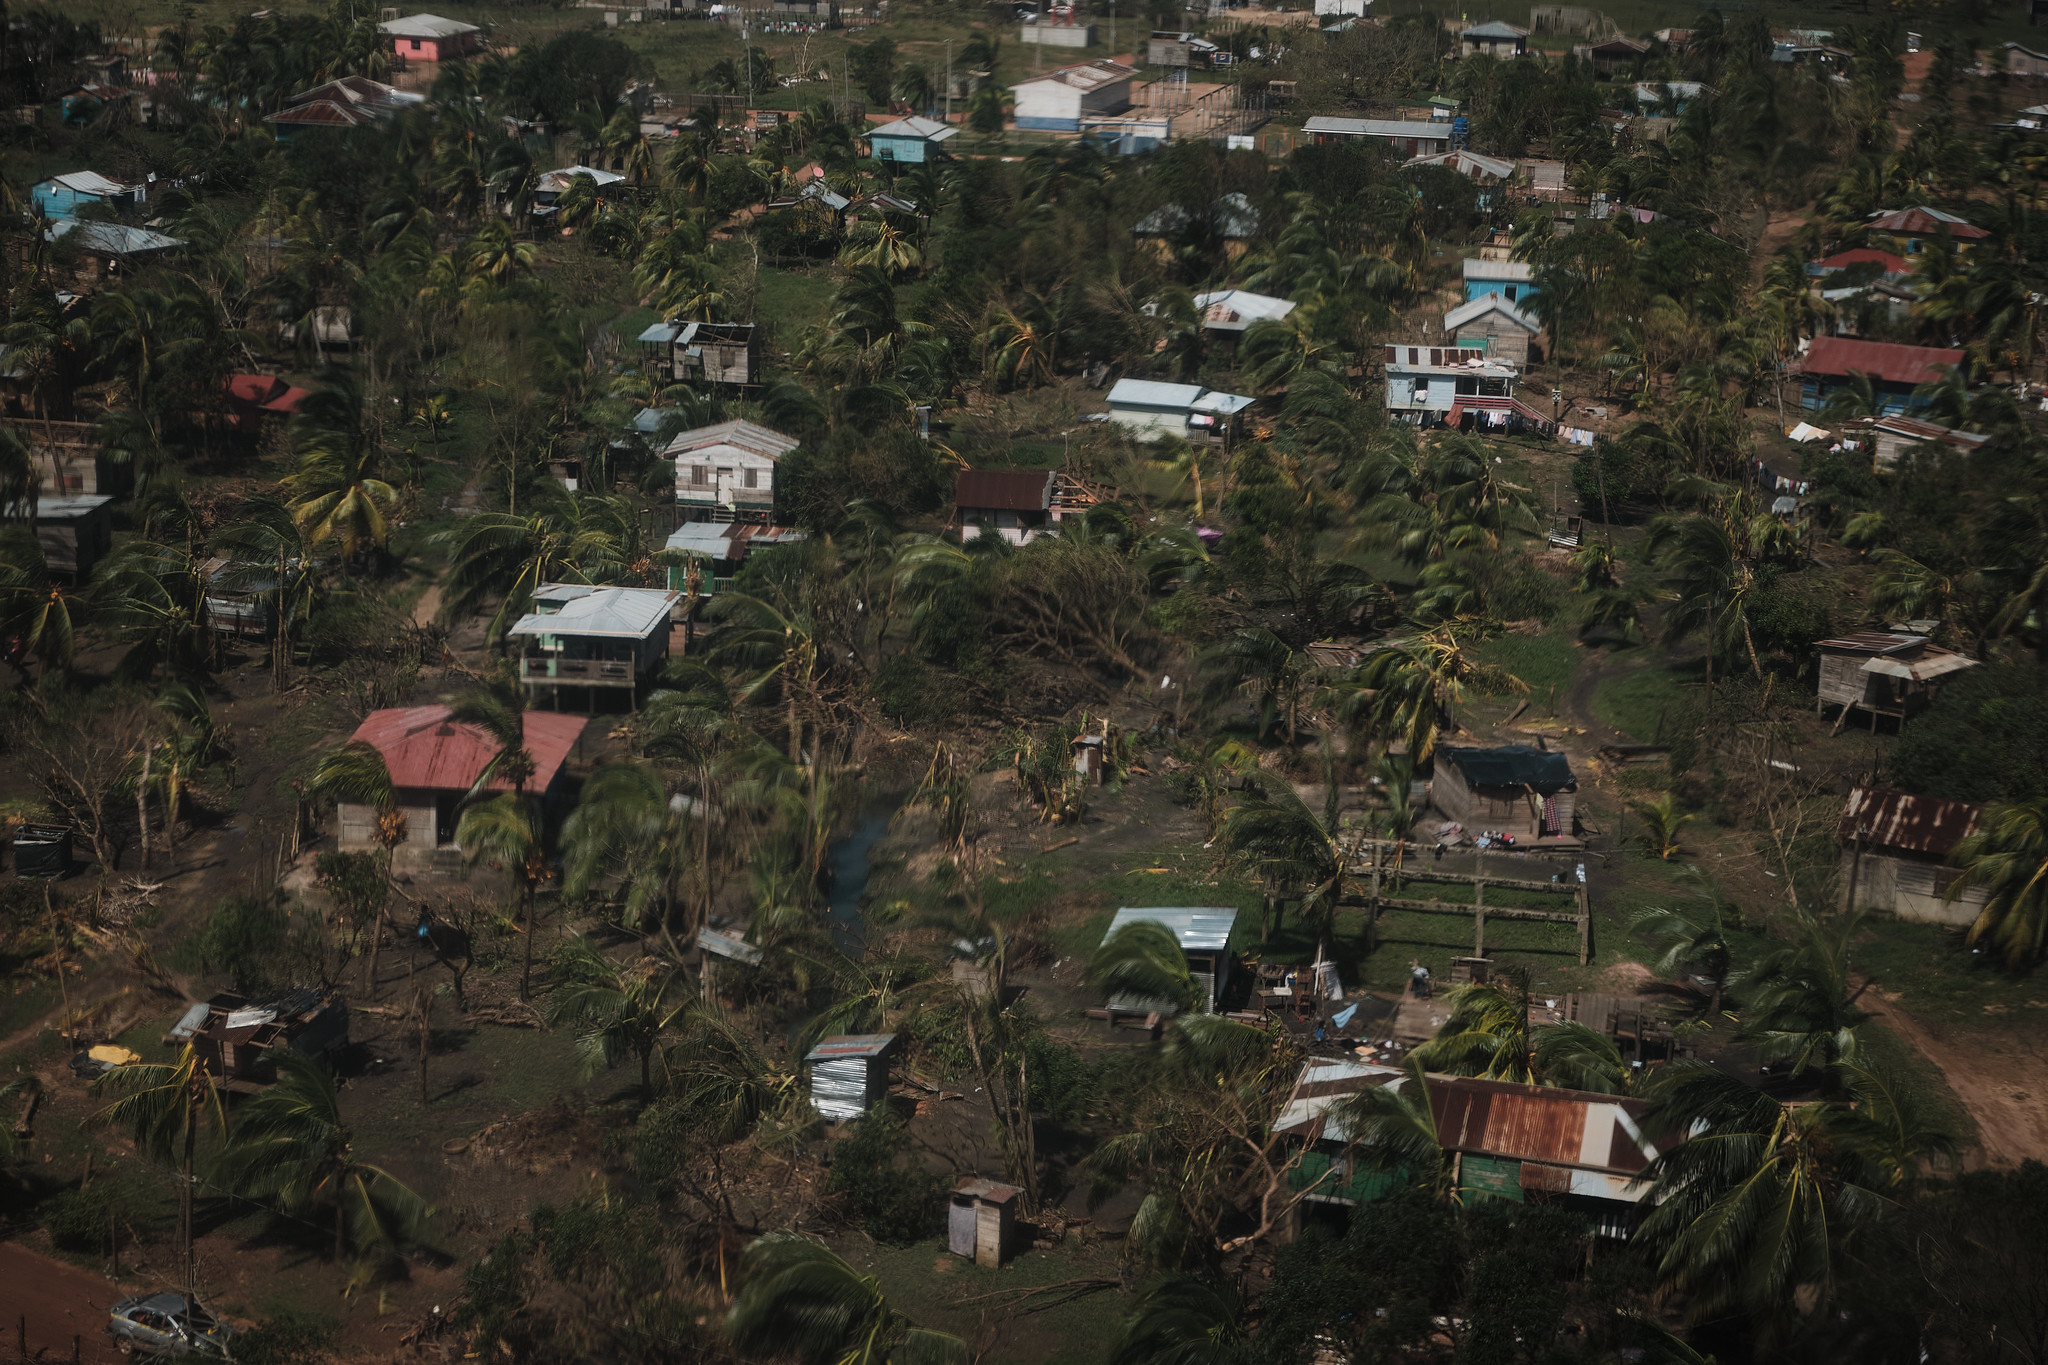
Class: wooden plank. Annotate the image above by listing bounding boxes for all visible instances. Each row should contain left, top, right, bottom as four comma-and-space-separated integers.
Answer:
1369, 897, 1582, 923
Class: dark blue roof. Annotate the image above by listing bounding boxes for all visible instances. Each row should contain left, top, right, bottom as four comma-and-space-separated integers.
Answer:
1441, 745, 1575, 794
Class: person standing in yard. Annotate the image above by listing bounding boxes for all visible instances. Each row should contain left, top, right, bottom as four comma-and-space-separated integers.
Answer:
1410, 962, 1431, 999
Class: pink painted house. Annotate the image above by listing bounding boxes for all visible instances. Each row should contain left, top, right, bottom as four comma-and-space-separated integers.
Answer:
377, 13, 482, 62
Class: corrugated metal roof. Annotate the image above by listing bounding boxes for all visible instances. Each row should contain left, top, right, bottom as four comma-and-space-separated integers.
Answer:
377, 12, 480, 37
1462, 20, 1528, 36
1193, 289, 1296, 328
1440, 745, 1576, 794
505, 585, 679, 639
1862, 650, 1976, 682
34, 494, 112, 520
1191, 390, 1254, 415
666, 523, 741, 554
661, 419, 799, 460
1304, 116, 1449, 140
1104, 907, 1238, 952
869, 116, 958, 141
1818, 630, 1925, 655
1867, 206, 1987, 238
1107, 378, 1204, 409
955, 469, 1053, 511
805, 1034, 897, 1061
1840, 785, 1981, 855
1462, 258, 1534, 281
348, 706, 584, 793
637, 323, 680, 345
1803, 336, 1964, 386
47, 170, 127, 196
1017, 59, 1139, 92
955, 1176, 1021, 1203
1443, 293, 1541, 332
50, 220, 183, 256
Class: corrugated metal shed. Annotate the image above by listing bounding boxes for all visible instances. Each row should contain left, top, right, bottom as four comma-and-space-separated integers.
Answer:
661, 419, 800, 460
806, 1034, 897, 1121
1818, 630, 1925, 655
1103, 907, 1238, 951
1840, 785, 1982, 856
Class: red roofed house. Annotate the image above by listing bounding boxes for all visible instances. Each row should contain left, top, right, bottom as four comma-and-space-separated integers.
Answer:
1811, 247, 1911, 277
335, 706, 585, 858
1865, 205, 1989, 254
955, 469, 1057, 545
1799, 336, 1965, 415
1839, 785, 1990, 925
223, 374, 312, 433
265, 76, 426, 131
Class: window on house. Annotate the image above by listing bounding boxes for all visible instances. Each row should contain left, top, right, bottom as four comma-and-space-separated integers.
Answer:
1504, 286, 1518, 300
691, 464, 709, 486
744, 468, 759, 490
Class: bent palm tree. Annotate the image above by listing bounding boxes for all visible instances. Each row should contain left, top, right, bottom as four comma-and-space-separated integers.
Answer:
93, 1045, 227, 1289
1327, 1056, 1455, 1202
545, 941, 692, 1094
1108, 1276, 1250, 1365
222, 1050, 430, 1266
1412, 978, 1535, 1084
727, 1233, 967, 1365
1947, 799, 2048, 968
456, 793, 546, 998
1087, 920, 1201, 1016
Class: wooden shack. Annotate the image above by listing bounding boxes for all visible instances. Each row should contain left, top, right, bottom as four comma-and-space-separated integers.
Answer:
949, 1177, 1019, 1268
33, 494, 113, 581
805, 1034, 897, 1121
1816, 631, 1977, 731
28, 420, 127, 498
1430, 745, 1577, 841
1839, 785, 1991, 925
170, 989, 349, 1091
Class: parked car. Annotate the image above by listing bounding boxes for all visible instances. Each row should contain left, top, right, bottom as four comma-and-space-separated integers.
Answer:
106, 1293, 236, 1359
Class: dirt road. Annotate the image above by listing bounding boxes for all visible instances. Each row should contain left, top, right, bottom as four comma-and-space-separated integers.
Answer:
0, 1241, 131, 1364
1867, 991, 2048, 1169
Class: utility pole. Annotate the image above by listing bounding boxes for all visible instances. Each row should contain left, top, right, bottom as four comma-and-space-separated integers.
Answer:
945, 38, 953, 123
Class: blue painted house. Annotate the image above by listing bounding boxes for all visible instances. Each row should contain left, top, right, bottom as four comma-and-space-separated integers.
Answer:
865, 115, 957, 164
1462, 257, 1537, 308
1798, 336, 1965, 415
32, 171, 131, 221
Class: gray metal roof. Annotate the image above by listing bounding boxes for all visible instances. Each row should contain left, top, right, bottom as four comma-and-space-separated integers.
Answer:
1462, 20, 1528, 37
34, 494, 113, 519
1443, 293, 1541, 332
805, 1033, 897, 1061
1107, 378, 1205, 410
45, 170, 127, 196
1462, 258, 1533, 280
869, 116, 959, 142
665, 522, 740, 555
1105, 907, 1238, 952
1190, 390, 1254, 416
377, 12, 479, 36
506, 585, 679, 639
637, 323, 680, 345
50, 220, 183, 256
1303, 116, 1449, 140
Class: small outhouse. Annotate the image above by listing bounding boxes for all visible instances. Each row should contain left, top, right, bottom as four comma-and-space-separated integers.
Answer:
806, 1034, 897, 1121
949, 1177, 1019, 1268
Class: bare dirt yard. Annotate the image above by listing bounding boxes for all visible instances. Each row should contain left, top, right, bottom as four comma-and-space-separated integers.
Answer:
1866, 991, 2048, 1169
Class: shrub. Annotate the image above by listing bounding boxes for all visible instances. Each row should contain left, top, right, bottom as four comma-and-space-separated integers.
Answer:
232, 1310, 337, 1365
826, 1110, 941, 1244
42, 1186, 111, 1254
1891, 662, 2048, 803
872, 653, 959, 729
173, 894, 291, 992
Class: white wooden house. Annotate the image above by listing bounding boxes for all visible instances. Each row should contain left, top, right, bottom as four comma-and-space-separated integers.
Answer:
664, 419, 800, 522
1839, 786, 1990, 926
1012, 60, 1138, 132
505, 584, 682, 711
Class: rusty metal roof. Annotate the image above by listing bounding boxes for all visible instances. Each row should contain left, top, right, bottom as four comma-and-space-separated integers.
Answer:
1274, 1060, 1660, 1178
955, 469, 1053, 511
1840, 785, 1982, 855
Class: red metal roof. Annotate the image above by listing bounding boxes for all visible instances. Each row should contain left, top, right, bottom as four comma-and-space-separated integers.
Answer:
347, 706, 584, 794
1840, 785, 1982, 856
955, 469, 1054, 512
1802, 336, 1964, 387
1867, 207, 1988, 239
226, 374, 286, 406
1428, 1075, 1655, 1174
1817, 248, 1910, 274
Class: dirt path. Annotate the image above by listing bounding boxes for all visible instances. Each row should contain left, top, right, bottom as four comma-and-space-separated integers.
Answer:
0, 1242, 133, 1364
413, 580, 443, 627
1866, 990, 2048, 1169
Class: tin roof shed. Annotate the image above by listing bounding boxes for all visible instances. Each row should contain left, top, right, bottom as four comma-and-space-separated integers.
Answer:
1103, 907, 1238, 952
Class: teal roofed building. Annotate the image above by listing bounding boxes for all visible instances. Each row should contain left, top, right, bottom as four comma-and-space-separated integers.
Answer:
866, 115, 958, 164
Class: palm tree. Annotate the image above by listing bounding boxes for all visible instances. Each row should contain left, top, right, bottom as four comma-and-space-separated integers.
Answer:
92, 1044, 228, 1288
1530, 1022, 1640, 1094
1218, 764, 1353, 962
1737, 912, 1868, 1078
1947, 799, 2048, 968
221, 1050, 430, 1268
456, 793, 547, 999
561, 762, 696, 950
1327, 1055, 1455, 1202
1108, 1277, 1250, 1365
0, 525, 82, 678
1412, 977, 1535, 1084
708, 591, 826, 764
545, 941, 692, 1094
1633, 1060, 1951, 1323
1632, 792, 1692, 861
1632, 889, 1738, 1015
727, 1233, 968, 1365
212, 494, 322, 692
1653, 514, 1763, 686
1332, 629, 1524, 763
1087, 920, 1201, 1016
436, 490, 638, 638
285, 386, 397, 567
